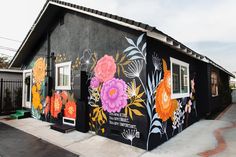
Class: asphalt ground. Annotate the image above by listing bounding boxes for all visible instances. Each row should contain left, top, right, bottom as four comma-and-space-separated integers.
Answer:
0, 122, 79, 157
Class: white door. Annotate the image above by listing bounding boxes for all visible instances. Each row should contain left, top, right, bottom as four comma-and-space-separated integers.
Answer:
22, 70, 32, 109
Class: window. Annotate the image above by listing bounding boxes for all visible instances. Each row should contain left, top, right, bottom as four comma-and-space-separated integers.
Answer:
55, 61, 71, 90
211, 71, 218, 97
170, 58, 189, 99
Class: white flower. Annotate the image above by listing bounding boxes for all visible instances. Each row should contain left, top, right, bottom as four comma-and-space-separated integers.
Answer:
152, 53, 162, 71
121, 129, 137, 146
124, 60, 143, 78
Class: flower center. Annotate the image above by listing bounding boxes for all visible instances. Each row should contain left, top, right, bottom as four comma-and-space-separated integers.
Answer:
68, 106, 74, 115
109, 88, 117, 96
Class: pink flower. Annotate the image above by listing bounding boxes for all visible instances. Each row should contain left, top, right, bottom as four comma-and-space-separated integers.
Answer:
101, 78, 128, 113
94, 55, 116, 82
90, 77, 100, 89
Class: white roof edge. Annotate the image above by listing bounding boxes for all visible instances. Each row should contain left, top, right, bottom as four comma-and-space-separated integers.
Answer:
9, 2, 51, 68
0, 69, 23, 73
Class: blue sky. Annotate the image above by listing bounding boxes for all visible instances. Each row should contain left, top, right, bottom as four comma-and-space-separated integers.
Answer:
0, 0, 235, 72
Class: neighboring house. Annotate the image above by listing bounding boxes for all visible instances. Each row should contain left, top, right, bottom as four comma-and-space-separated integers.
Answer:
9, 0, 233, 150
230, 72, 236, 88
0, 69, 22, 114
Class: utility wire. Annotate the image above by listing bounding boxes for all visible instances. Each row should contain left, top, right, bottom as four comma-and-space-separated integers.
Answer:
0, 36, 21, 43
0, 45, 17, 52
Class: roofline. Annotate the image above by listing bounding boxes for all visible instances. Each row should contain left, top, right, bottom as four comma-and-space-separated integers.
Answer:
0, 69, 22, 73
9, 1, 51, 68
9, 0, 234, 78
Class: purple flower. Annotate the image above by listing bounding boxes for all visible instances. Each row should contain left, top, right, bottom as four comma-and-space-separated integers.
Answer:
90, 77, 100, 89
101, 78, 128, 113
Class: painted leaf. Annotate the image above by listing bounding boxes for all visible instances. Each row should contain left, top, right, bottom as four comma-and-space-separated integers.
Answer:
133, 102, 144, 108
115, 52, 119, 61
151, 127, 161, 134
129, 55, 143, 60
132, 109, 143, 116
124, 46, 135, 52
146, 101, 152, 119
121, 65, 125, 75
102, 110, 107, 121
141, 42, 147, 52
129, 109, 133, 120
152, 119, 162, 127
137, 34, 144, 47
125, 107, 128, 115
135, 99, 144, 103
117, 66, 120, 76
122, 60, 131, 65
137, 92, 144, 98
127, 50, 139, 57
136, 85, 141, 95
120, 54, 126, 63
125, 37, 135, 46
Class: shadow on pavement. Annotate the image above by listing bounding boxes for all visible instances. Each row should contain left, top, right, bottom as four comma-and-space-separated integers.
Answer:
0, 122, 79, 157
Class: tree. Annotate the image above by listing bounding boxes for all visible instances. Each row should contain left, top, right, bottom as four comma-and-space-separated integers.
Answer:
0, 56, 10, 68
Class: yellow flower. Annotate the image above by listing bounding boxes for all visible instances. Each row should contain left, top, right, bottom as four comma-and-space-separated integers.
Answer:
33, 58, 46, 84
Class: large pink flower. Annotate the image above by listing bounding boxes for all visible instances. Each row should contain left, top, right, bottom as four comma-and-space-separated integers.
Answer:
94, 55, 116, 82
101, 78, 128, 113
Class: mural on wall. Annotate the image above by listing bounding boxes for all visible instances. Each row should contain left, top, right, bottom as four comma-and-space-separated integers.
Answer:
31, 57, 47, 119
50, 91, 77, 121
88, 34, 147, 137
122, 34, 198, 150
29, 33, 198, 150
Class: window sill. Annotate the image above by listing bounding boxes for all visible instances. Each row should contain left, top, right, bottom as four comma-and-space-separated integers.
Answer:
55, 86, 71, 90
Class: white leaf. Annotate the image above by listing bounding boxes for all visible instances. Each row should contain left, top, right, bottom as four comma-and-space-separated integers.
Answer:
127, 50, 139, 57
151, 127, 161, 134
125, 37, 135, 46
152, 120, 162, 127
137, 34, 144, 47
142, 43, 147, 52
129, 55, 143, 60
124, 46, 135, 52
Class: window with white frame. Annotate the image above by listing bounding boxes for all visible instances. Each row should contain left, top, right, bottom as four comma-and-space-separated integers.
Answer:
211, 71, 218, 97
55, 61, 71, 90
170, 58, 189, 99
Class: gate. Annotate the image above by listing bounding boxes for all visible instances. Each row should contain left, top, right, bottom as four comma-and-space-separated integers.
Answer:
0, 78, 23, 115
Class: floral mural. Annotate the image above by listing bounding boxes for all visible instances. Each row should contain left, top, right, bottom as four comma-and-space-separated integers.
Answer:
28, 33, 198, 150
31, 57, 46, 119
101, 78, 128, 113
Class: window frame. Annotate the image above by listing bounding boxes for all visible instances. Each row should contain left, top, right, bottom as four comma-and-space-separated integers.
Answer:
170, 57, 190, 99
211, 71, 219, 97
55, 61, 72, 90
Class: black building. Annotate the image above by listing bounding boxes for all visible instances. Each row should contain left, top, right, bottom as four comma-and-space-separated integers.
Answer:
9, 0, 233, 150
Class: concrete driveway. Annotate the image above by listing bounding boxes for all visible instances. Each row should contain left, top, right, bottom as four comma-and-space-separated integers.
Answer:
0, 122, 78, 157
0, 104, 236, 157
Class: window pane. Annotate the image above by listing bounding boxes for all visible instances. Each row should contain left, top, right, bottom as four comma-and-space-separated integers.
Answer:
58, 67, 64, 86
172, 63, 180, 93
181, 66, 188, 93
63, 65, 69, 86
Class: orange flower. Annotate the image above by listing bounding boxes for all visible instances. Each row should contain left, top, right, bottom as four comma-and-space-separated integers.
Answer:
51, 93, 62, 118
60, 91, 68, 102
33, 57, 46, 84
64, 101, 76, 119
44, 96, 50, 115
163, 71, 171, 94
50, 95, 54, 117
155, 70, 177, 122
